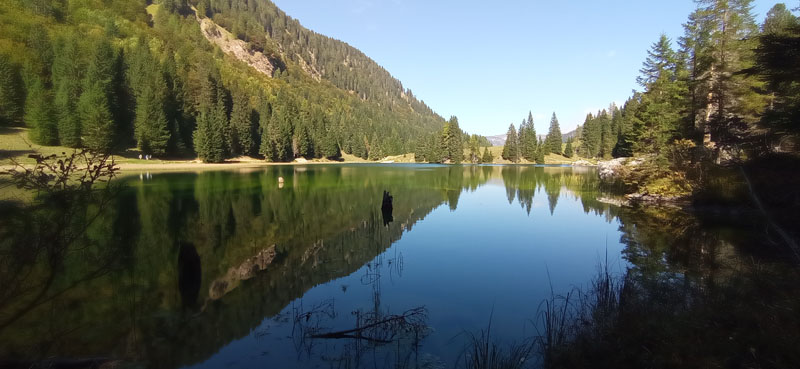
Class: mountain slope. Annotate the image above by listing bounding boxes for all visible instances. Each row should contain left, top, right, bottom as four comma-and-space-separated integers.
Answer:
195, 0, 436, 115
0, 0, 447, 162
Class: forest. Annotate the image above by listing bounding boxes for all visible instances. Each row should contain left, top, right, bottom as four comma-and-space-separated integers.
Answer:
0, 0, 461, 163
549, 0, 799, 195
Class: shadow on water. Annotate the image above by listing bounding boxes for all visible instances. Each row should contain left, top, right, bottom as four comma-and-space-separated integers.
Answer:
0, 164, 797, 368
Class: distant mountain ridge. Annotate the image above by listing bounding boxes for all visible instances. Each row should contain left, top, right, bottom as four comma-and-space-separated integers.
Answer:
486, 129, 578, 146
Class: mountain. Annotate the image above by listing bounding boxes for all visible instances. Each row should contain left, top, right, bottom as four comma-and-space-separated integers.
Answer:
0, 0, 448, 162
486, 129, 578, 147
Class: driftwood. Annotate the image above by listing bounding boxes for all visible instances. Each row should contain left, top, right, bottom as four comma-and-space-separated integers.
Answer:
309, 307, 426, 343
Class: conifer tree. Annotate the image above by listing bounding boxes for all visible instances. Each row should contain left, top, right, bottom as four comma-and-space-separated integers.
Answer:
294, 120, 313, 158
481, 146, 493, 163
319, 130, 341, 159
501, 123, 519, 162
24, 77, 58, 145
689, 0, 763, 147
564, 139, 574, 158
0, 55, 23, 126
194, 111, 223, 162
79, 37, 117, 152
52, 33, 84, 147
229, 90, 253, 156
79, 82, 115, 152
754, 4, 800, 138
544, 112, 563, 155
535, 138, 546, 164
634, 34, 687, 155
443, 116, 463, 163
134, 79, 170, 156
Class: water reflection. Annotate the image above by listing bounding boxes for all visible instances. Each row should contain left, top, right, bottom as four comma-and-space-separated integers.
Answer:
0, 165, 787, 368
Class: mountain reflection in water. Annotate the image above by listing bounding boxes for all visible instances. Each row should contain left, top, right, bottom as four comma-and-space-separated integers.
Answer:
0, 164, 792, 369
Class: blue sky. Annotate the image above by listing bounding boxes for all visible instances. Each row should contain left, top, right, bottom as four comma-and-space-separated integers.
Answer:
272, 0, 782, 135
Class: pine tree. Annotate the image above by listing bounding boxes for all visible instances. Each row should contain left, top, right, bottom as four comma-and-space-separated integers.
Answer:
564, 139, 574, 158
0, 55, 23, 126
501, 123, 519, 162
597, 110, 613, 158
134, 80, 170, 156
24, 77, 58, 145
481, 146, 493, 163
613, 95, 641, 157
319, 130, 341, 159
445, 116, 463, 163
521, 111, 537, 160
294, 120, 313, 158
468, 134, 480, 163
690, 0, 764, 148
52, 33, 84, 147
754, 4, 800, 138
535, 138, 546, 164
544, 112, 563, 155
79, 83, 115, 152
634, 34, 687, 155
261, 92, 295, 162
78, 37, 117, 152
580, 113, 599, 157
762, 4, 798, 35
229, 90, 253, 156
194, 110, 224, 162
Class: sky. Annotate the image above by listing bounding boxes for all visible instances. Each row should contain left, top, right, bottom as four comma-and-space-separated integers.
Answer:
271, 0, 781, 136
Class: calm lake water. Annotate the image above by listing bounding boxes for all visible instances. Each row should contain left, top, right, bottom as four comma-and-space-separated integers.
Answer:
0, 164, 769, 368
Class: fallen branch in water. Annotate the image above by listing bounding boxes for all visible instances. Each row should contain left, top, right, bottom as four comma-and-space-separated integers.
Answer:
309, 307, 427, 343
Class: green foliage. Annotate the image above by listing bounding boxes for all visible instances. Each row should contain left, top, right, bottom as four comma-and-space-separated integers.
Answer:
519, 111, 537, 161
319, 131, 341, 160
632, 35, 688, 155
24, 77, 58, 145
481, 146, 493, 164
753, 7, 800, 141
133, 81, 170, 156
193, 111, 224, 163
79, 83, 115, 152
0, 55, 24, 126
440, 116, 463, 163
535, 139, 546, 164
229, 90, 254, 156
564, 139, 574, 158
261, 92, 295, 162
294, 120, 313, 158
544, 112, 563, 155
195, 85, 230, 163
0, 0, 458, 161
502, 124, 519, 162
51, 33, 83, 147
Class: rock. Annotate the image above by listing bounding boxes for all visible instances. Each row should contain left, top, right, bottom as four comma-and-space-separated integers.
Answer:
197, 14, 278, 77
597, 157, 628, 181
625, 192, 688, 208
572, 160, 594, 167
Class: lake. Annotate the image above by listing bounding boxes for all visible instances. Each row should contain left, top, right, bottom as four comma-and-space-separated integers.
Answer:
0, 164, 791, 369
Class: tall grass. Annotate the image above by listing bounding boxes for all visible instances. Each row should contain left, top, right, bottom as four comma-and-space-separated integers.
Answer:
458, 320, 533, 369
533, 262, 624, 368
458, 263, 625, 369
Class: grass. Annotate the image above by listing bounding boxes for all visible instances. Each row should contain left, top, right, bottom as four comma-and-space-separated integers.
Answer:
0, 127, 172, 166
467, 146, 593, 165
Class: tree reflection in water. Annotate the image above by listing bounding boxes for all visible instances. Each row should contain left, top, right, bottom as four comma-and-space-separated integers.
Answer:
0, 164, 795, 369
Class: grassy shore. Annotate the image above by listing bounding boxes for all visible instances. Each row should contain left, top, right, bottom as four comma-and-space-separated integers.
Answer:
1, 127, 590, 172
